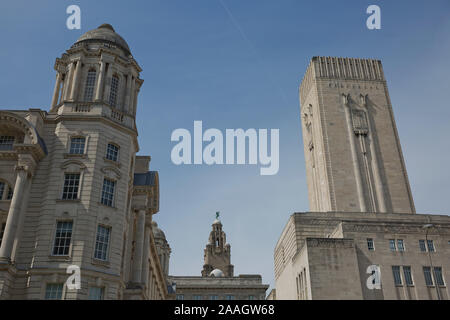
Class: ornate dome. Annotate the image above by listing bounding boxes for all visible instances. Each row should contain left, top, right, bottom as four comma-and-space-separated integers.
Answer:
209, 269, 224, 277
152, 221, 166, 240
74, 23, 131, 55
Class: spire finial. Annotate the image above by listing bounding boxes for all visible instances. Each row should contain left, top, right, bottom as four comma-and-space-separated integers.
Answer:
216, 211, 220, 220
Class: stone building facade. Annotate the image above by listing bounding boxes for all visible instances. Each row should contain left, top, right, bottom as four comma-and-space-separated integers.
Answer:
168, 217, 268, 300
274, 57, 450, 300
0, 24, 168, 300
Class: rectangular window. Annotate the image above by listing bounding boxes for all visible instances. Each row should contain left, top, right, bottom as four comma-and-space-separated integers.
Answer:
210, 295, 218, 300
94, 225, 110, 261
427, 240, 435, 252
389, 239, 396, 251
106, 143, 119, 162
62, 173, 80, 200
84, 70, 97, 102
392, 266, 402, 286
0, 182, 4, 200
45, 283, 64, 300
69, 137, 86, 154
226, 295, 235, 300
88, 287, 104, 300
101, 178, 116, 207
419, 240, 427, 252
367, 238, 375, 251
193, 295, 202, 300
0, 222, 6, 247
397, 239, 405, 252
6, 186, 13, 200
176, 294, 184, 300
423, 267, 434, 286
52, 221, 73, 256
403, 266, 413, 286
248, 295, 255, 300
434, 267, 445, 286
0, 136, 14, 150
109, 76, 119, 107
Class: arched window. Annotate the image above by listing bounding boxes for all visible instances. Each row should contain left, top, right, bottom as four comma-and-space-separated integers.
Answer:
83, 69, 97, 101
109, 75, 120, 107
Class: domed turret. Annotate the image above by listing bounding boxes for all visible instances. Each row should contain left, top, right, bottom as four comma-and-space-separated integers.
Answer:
73, 23, 131, 56
51, 23, 143, 123
152, 221, 167, 240
152, 221, 171, 278
209, 269, 224, 277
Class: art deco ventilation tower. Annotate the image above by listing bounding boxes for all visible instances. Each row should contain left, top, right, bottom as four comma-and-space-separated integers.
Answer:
299, 57, 415, 214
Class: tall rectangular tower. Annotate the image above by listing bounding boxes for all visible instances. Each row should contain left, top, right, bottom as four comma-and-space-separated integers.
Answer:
299, 57, 415, 213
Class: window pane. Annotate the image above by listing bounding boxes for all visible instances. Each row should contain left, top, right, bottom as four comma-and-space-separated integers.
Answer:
248, 295, 255, 300
226, 295, 234, 300
45, 283, 64, 300
176, 294, 184, 300
210, 295, 218, 300
52, 221, 73, 256
389, 239, 396, 251
427, 240, 435, 252
106, 143, 119, 162
0, 182, 4, 200
423, 267, 433, 286
419, 240, 427, 252
109, 76, 119, 107
193, 295, 202, 300
94, 225, 110, 260
0, 136, 14, 150
84, 70, 97, 101
101, 178, 116, 207
69, 137, 86, 154
397, 239, 405, 252
88, 287, 104, 300
6, 186, 13, 200
62, 173, 80, 200
434, 267, 445, 286
367, 238, 375, 251
392, 266, 402, 285
403, 266, 413, 286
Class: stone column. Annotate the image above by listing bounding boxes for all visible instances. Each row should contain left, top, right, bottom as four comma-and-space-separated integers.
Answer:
70, 60, 82, 101
148, 268, 153, 298
103, 63, 113, 105
0, 165, 31, 262
141, 223, 151, 286
63, 62, 75, 101
95, 60, 106, 102
133, 87, 139, 115
123, 73, 132, 113
51, 72, 62, 109
132, 209, 146, 283
129, 78, 135, 113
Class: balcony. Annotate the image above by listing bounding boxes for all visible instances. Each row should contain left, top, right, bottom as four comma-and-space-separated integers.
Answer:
56, 101, 135, 130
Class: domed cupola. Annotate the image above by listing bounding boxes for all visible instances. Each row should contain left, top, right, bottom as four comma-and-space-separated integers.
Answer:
152, 221, 171, 278
50, 23, 143, 129
73, 23, 131, 57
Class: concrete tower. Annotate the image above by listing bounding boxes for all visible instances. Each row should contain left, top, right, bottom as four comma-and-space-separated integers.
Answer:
299, 57, 415, 214
201, 216, 234, 277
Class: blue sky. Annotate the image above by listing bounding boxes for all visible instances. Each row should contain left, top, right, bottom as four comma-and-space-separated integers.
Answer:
1, 0, 449, 291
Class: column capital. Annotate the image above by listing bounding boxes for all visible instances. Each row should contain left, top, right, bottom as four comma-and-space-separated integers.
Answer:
16, 154, 37, 177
